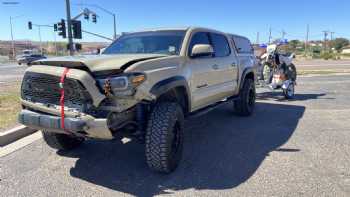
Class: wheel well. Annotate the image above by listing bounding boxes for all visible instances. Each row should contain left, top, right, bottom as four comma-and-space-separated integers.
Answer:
240, 71, 255, 90
245, 72, 255, 81
157, 87, 189, 115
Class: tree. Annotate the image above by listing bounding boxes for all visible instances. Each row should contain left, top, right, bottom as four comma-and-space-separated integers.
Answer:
289, 40, 301, 50
330, 38, 349, 52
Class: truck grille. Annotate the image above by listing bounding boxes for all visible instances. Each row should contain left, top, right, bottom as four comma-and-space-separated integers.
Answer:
21, 72, 93, 111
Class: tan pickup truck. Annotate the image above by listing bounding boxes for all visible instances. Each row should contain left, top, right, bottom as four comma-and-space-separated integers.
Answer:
19, 27, 257, 173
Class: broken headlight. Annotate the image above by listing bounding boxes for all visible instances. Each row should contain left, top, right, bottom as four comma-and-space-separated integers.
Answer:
97, 73, 146, 97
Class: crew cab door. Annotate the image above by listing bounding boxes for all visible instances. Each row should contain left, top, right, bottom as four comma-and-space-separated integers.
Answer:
186, 32, 219, 110
208, 33, 239, 98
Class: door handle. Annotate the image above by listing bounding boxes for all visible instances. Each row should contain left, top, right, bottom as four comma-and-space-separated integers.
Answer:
231, 63, 237, 67
197, 84, 208, 89
212, 64, 219, 70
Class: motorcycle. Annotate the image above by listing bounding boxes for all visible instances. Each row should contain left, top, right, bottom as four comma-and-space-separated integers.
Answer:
259, 44, 297, 99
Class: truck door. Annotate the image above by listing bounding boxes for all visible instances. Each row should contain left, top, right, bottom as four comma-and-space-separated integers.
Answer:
187, 32, 222, 110
208, 33, 239, 99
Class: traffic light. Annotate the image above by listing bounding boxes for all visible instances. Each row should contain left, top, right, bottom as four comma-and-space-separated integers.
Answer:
84, 12, 89, 20
71, 20, 82, 39
54, 24, 57, 32
57, 19, 66, 38
28, 21, 32, 30
92, 14, 97, 23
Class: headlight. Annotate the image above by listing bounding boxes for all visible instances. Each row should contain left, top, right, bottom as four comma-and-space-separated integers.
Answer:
98, 73, 146, 97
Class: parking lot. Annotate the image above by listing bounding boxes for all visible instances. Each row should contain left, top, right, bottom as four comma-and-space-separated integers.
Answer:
1, 70, 350, 196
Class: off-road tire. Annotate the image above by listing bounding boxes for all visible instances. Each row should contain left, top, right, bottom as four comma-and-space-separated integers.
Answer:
234, 78, 256, 116
42, 130, 84, 151
145, 102, 185, 173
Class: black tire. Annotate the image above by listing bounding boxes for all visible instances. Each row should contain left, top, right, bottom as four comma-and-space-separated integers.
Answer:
234, 78, 256, 116
145, 102, 185, 173
288, 64, 297, 82
283, 83, 295, 99
42, 130, 84, 151
263, 64, 272, 84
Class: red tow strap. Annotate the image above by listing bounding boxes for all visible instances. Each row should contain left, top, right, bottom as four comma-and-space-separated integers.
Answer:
60, 67, 70, 131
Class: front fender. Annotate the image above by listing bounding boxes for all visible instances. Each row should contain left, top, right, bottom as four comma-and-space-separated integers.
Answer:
239, 67, 256, 90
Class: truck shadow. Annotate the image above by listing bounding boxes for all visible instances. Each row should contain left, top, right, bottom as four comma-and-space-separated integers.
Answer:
59, 102, 305, 197
257, 92, 331, 101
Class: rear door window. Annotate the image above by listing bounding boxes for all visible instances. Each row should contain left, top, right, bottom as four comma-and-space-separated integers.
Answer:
232, 36, 253, 54
210, 33, 231, 57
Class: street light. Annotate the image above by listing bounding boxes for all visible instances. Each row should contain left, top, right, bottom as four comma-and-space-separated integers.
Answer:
75, 3, 117, 40
9, 15, 24, 59
2, 1, 22, 59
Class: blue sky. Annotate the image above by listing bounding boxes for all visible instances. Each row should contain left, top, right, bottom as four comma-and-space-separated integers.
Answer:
0, 0, 349, 43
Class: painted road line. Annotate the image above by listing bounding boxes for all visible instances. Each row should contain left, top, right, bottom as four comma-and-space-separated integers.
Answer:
0, 131, 42, 158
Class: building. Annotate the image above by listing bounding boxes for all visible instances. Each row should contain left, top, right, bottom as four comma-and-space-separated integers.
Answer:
341, 46, 350, 54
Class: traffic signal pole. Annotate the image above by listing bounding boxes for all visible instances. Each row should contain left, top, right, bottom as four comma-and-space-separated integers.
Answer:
65, 0, 74, 55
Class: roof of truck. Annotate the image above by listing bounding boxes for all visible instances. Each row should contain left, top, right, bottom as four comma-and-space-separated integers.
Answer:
122, 26, 226, 34
121, 27, 251, 42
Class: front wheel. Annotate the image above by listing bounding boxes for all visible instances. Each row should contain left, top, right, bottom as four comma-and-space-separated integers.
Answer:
145, 102, 185, 173
263, 64, 273, 84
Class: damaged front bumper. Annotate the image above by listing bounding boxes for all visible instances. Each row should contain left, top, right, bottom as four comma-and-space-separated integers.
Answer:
18, 109, 114, 140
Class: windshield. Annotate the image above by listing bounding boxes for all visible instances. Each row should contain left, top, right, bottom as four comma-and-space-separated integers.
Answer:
103, 30, 186, 55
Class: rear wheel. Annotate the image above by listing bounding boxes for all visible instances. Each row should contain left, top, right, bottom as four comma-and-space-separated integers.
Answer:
145, 102, 184, 173
42, 130, 84, 151
234, 78, 256, 116
283, 83, 295, 99
287, 64, 297, 81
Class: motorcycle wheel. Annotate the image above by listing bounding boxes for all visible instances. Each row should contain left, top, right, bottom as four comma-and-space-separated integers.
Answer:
263, 64, 272, 83
288, 64, 297, 82
283, 83, 295, 99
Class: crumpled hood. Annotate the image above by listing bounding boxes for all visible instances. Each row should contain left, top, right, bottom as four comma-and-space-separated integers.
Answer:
32, 54, 168, 72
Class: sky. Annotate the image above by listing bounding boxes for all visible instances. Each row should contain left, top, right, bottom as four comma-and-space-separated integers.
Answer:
0, 0, 349, 43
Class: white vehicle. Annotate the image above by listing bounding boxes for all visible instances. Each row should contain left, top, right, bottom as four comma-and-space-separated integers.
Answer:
261, 44, 297, 99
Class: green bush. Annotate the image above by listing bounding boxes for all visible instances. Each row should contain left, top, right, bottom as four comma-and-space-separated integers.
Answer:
320, 52, 336, 60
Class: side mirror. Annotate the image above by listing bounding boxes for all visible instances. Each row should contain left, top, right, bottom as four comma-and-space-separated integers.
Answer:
191, 44, 214, 58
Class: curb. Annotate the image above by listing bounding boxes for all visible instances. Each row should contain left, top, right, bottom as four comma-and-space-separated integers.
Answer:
0, 125, 37, 146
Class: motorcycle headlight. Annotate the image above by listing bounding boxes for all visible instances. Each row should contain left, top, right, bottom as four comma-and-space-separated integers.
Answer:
98, 73, 146, 96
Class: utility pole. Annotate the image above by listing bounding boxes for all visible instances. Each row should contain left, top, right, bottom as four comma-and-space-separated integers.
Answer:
65, 0, 74, 55
330, 32, 335, 41
281, 30, 287, 40
9, 16, 15, 59
256, 32, 260, 45
113, 14, 117, 40
322, 30, 329, 52
38, 26, 43, 54
268, 27, 272, 44
305, 24, 309, 56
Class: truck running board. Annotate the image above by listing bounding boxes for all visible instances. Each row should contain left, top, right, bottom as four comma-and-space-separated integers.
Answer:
188, 96, 239, 119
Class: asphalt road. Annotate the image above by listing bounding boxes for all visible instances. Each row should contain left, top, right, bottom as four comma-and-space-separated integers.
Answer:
0, 63, 26, 85
1, 74, 349, 197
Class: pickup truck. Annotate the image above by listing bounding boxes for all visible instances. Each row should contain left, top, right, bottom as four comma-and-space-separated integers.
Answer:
19, 27, 257, 173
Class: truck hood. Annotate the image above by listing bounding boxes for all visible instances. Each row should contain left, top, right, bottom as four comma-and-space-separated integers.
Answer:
32, 54, 168, 72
